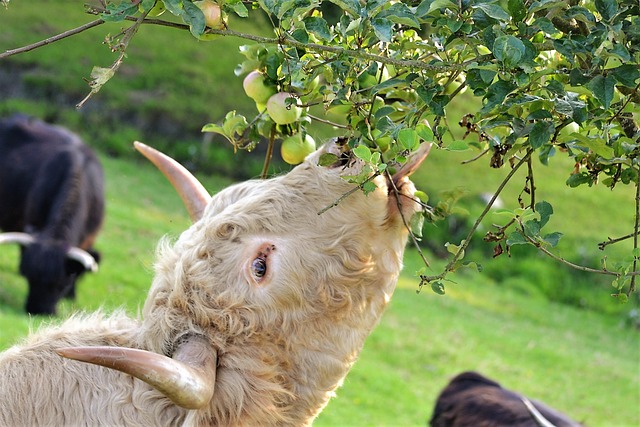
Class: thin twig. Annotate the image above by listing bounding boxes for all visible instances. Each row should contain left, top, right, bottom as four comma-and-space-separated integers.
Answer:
598, 233, 636, 250
261, 126, 276, 179
0, 19, 105, 59
521, 229, 640, 277
461, 147, 490, 165
76, 7, 149, 108
386, 170, 431, 269
629, 168, 640, 295
307, 113, 349, 129
421, 148, 534, 283
317, 173, 380, 215
527, 154, 536, 210
85, 5, 458, 74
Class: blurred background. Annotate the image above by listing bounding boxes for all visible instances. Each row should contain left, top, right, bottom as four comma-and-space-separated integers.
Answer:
0, 1, 638, 425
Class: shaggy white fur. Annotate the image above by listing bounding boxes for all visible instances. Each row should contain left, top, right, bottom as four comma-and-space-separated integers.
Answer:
0, 141, 425, 426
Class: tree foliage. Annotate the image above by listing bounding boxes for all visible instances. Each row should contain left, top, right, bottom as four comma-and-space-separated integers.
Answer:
3, 0, 639, 299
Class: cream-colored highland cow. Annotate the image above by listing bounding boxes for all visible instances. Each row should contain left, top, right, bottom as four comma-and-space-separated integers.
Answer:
0, 139, 430, 426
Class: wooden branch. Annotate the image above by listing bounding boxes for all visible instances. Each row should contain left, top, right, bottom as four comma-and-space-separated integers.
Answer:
0, 19, 105, 59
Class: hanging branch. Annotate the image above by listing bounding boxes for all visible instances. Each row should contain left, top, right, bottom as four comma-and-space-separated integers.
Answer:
0, 19, 105, 59
75, 9, 149, 108
629, 168, 640, 295
260, 126, 276, 179
420, 148, 535, 286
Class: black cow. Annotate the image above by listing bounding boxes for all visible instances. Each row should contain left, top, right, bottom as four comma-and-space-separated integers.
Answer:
430, 371, 584, 427
0, 114, 104, 315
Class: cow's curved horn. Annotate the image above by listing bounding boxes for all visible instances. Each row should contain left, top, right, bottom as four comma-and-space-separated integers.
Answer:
57, 336, 216, 409
66, 247, 99, 272
0, 232, 35, 246
134, 141, 211, 222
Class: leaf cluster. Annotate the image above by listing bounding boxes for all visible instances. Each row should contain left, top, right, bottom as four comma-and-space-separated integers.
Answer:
4, 0, 638, 298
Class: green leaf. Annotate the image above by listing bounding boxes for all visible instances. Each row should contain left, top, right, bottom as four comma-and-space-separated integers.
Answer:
615, 293, 629, 303
182, 0, 206, 37
371, 17, 393, 42
431, 281, 446, 295
566, 172, 593, 188
524, 219, 541, 238
87, 66, 115, 91
507, 0, 527, 21
415, 123, 434, 142
318, 153, 339, 166
414, 190, 429, 203
102, 2, 138, 21
528, 120, 554, 149
483, 80, 517, 112
446, 140, 470, 151
410, 212, 424, 239
612, 65, 640, 88
571, 133, 615, 159
535, 201, 553, 228
328, 0, 361, 17
586, 74, 616, 109
507, 231, 528, 246
542, 232, 563, 247
291, 28, 309, 44
594, 0, 617, 21
376, 3, 420, 28
474, 3, 511, 21
493, 35, 526, 68
462, 261, 483, 273
353, 144, 372, 162
303, 16, 332, 41
398, 128, 419, 150
422, 0, 459, 16
163, 0, 185, 16
227, 0, 249, 17
445, 241, 465, 259
362, 180, 377, 193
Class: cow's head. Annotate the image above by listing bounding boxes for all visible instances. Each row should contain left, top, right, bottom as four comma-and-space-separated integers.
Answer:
58, 139, 430, 422
0, 233, 98, 315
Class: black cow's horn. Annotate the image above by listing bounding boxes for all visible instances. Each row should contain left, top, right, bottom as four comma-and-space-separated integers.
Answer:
0, 232, 35, 246
134, 141, 211, 222
66, 247, 99, 272
57, 335, 217, 409
0, 232, 98, 272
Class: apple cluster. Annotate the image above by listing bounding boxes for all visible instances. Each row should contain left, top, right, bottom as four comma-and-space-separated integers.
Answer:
243, 70, 313, 165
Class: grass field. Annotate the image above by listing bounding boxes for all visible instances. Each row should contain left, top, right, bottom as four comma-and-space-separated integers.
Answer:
1, 1, 639, 426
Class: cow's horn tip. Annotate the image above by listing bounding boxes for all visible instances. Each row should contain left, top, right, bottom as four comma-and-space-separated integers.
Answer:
133, 141, 148, 151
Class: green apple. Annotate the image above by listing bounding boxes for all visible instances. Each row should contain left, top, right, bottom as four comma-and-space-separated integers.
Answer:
243, 71, 276, 104
195, 0, 224, 29
266, 92, 302, 125
281, 133, 316, 165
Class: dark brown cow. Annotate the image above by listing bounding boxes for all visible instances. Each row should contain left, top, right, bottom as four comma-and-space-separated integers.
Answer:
430, 371, 584, 427
0, 114, 104, 315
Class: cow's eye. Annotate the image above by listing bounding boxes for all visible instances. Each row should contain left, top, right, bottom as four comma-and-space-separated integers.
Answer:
251, 257, 267, 279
